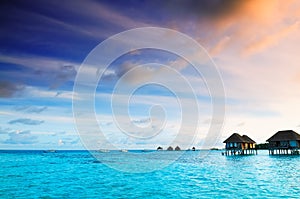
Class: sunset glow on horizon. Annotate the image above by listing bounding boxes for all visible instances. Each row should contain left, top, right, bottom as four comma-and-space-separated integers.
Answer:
1, 0, 300, 150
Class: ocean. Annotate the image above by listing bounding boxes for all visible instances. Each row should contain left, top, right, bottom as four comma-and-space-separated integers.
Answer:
1, 150, 299, 198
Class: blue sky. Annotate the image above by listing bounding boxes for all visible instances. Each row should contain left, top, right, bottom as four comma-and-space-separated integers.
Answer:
1, 0, 300, 150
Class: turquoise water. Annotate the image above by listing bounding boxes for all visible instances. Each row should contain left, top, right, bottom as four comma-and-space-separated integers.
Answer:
1, 150, 300, 198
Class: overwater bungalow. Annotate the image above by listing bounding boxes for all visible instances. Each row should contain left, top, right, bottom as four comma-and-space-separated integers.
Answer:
267, 130, 300, 155
223, 133, 257, 156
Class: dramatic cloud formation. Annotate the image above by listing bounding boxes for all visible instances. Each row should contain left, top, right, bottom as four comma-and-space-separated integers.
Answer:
8, 118, 44, 125
50, 65, 77, 89
1, 0, 300, 149
159, 0, 242, 20
0, 80, 24, 98
180, 0, 300, 57
0, 54, 78, 90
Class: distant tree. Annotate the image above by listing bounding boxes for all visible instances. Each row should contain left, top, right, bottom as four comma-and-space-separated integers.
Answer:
255, 143, 269, 149
157, 146, 163, 150
167, 146, 173, 151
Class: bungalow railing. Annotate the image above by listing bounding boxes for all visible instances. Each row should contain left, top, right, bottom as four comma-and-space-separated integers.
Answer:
268, 145, 300, 149
226, 146, 256, 150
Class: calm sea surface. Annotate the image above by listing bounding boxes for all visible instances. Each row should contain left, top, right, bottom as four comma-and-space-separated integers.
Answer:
1, 150, 300, 199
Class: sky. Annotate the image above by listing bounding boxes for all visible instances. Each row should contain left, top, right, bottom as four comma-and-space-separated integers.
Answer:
1, 0, 300, 150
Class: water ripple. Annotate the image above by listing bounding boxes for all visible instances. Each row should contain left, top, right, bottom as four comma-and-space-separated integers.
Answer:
1, 150, 300, 198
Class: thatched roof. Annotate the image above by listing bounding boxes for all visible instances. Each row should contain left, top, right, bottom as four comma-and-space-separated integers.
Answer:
223, 133, 244, 143
223, 133, 256, 143
242, 135, 256, 143
267, 130, 300, 142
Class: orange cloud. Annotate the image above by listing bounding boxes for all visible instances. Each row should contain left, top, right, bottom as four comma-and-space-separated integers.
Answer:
211, 0, 280, 32
209, 36, 231, 56
243, 21, 300, 56
206, 0, 300, 57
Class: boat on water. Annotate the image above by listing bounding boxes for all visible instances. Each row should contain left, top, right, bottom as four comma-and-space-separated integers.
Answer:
120, 149, 128, 152
43, 149, 57, 153
98, 149, 110, 153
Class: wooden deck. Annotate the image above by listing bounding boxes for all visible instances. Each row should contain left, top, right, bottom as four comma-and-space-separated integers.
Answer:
268, 147, 300, 155
223, 148, 257, 156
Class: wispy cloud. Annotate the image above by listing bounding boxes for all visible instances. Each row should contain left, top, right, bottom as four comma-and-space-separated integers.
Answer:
209, 36, 231, 56
23, 86, 79, 100
58, 137, 80, 146
237, 122, 245, 127
2, 0, 152, 44
0, 127, 13, 134
14, 106, 48, 114
243, 21, 300, 56
159, 0, 244, 20
0, 80, 24, 98
173, 0, 300, 57
0, 54, 78, 90
0, 54, 78, 72
8, 118, 44, 125
72, 0, 150, 29
1, 0, 300, 149
3, 130, 38, 145
132, 118, 151, 125
50, 65, 77, 89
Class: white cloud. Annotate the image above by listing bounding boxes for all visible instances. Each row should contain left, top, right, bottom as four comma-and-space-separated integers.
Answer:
0, 54, 79, 72
8, 118, 44, 125
3, 130, 38, 145
58, 139, 64, 146
23, 86, 80, 100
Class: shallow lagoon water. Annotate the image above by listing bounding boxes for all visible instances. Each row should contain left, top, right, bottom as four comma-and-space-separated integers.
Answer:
1, 150, 300, 198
